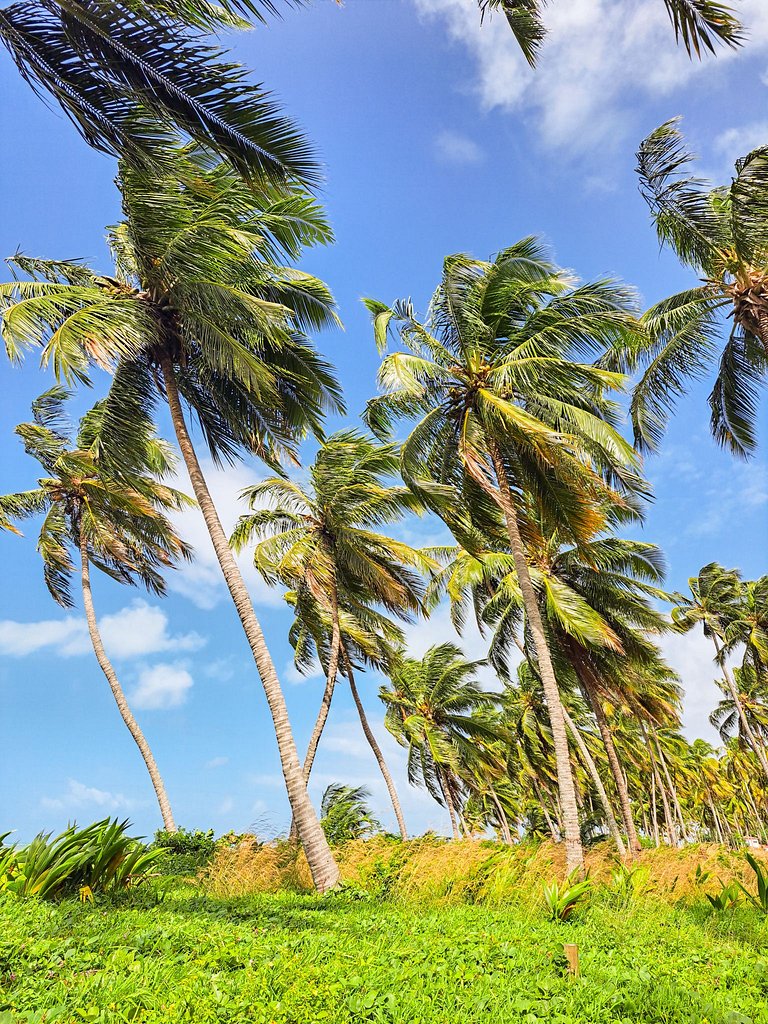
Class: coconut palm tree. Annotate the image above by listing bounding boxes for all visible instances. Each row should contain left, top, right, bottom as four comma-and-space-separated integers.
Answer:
320, 784, 380, 845
231, 430, 435, 837
672, 564, 768, 777
0, 148, 343, 891
365, 238, 645, 871
622, 120, 768, 455
483, 0, 742, 67
380, 642, 500, 838
0, 0, 318, 182
711, 662, 768, 748
0, 387, 190, 831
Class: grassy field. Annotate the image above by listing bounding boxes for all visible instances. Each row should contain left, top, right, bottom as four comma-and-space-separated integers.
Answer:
2, 871, 768, 1024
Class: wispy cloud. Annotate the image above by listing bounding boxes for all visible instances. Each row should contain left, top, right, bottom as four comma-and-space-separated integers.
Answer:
41, 778, 139, 813
434, 129, 485, 165
414, 0, 768, 155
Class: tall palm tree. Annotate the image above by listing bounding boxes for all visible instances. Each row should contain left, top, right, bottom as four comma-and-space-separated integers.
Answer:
0, 387, 190, 831
381, 642, 500, 838
672, 564, 768, 777
231, 429, 434, 837
365, 238, 644, 872
711, 662, 768, 749
0, 148, 343, 891
483, 0, 742, 67
0, 0, 317, 182
621, 120, 768, 456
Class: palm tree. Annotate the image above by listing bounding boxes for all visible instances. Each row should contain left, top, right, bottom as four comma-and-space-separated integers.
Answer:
0, 387, 190, 831
622, 120, 768, 456
380, 642, 499, 838
231, 429, 434, 837
711, 662, 768, 749
365, 238, 644, 872
0, 0, 317, 182
482, 0, 742, 67
320, 784, 380, 845
672, 564, 768, 778
0, 148, 343, 891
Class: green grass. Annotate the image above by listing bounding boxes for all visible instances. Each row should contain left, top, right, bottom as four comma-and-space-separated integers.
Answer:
2, 880, 768, 1023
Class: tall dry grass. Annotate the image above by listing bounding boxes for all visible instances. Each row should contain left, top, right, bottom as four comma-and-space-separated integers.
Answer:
200, 834, 768, 905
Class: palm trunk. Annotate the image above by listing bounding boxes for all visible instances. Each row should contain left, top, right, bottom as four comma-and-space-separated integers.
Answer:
569, 649, 641, 853
707, 793, 725, 844
712, 634, 768, 778
344, 651, 408, 839
160, 357, 339, 892
561, 706, 626, 857
438, 766, 460, 839
486, 441, 583, 873
653, 730, 687, 841
650, 772, 660, 847
79, 529, 176, 832
645, 727, 675, 844
532, 776, 560, 841
488, 784, 513, 844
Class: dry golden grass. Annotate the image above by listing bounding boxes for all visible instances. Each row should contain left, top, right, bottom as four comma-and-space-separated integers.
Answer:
200, 834, 768, 904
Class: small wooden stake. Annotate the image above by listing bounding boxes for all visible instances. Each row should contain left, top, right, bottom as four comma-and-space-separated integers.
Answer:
563, 943, 580, 977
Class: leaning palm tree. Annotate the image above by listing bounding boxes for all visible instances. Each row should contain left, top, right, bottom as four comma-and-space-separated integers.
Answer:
364, 238, 644, 872
0, 0, 317, 182
483, 0, 742, 67
622, 120, 768, 455
232, 430, 435, 837
711, 662, 768, 751
381, 642, 499, 838
0, 147, 343, 891
0, 387, 190, 831
672, 564, 768, 778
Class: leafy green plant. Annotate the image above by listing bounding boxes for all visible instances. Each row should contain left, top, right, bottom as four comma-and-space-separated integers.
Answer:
736, 852, 768, 914
705, 880, 741, 913
608, 863, 647, 907
542, 872, 592, 922
0, 819, 161, 900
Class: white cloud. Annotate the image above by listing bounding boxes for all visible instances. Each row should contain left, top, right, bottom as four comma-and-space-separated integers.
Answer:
284, 657, 324, 686
414, 0, 768, 154
713, 120, 768, 164
205, 756, 229, 769
434, 129, 485, 164
166, 459, 286, 611
130, 662, 194, 710
660, 625, 727, 744
41, 778, 138, 812
0, 616, 88, 657
98, 601, 205, 659
0, 601, 204, 661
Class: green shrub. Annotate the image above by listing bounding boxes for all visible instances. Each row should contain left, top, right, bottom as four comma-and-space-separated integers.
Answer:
737, 852, 768, 914
542, 872, 592, 922
152, 827, 217, 875
0, 819, 161, 900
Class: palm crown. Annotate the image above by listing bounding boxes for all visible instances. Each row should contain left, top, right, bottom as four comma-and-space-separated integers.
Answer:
0, 0, 317, 182
626, 120, 768, 456
0, 385, 190, 606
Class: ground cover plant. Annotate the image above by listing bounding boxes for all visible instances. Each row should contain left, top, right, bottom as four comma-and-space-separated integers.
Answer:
3, 840, 768, 1023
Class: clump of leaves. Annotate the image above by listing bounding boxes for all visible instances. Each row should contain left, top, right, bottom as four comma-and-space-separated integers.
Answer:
542, 872, 592, 922
153, 827, 217, 874
321, 785, 380, 846
0, 819, 161, 900
608, 863, 647, 908
737, 852, 768, 914
705, 880, 741, 913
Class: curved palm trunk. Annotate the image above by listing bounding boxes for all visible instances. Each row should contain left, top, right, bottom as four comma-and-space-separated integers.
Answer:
486, 441, 583, 873
79, 530, 176, 832
646, 730, 675, 844
712, 634, 768, 778
488, 784, 513, 844
532, 775, 560, 841
652, 728, 687, 841
561, 706, 627, 857
567, 646, 641, 853
650, 772, 660, 846
161, 358, 339, 892
344, 651, 408, 839
438, 765, 461, 839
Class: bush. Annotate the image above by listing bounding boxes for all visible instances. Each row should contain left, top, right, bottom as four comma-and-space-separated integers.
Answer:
0, 819, 161, 900
152, 828, 217, 875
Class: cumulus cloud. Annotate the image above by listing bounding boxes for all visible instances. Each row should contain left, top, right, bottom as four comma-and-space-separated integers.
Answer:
0, 616, 88, 657
166, 459, 287, 612
660, 626, 727, 744
0, 601, 205, 661
41, 778, 138, 812
130, 662, 194, 710
434, 129, 485, 164
414, 0, 768, 154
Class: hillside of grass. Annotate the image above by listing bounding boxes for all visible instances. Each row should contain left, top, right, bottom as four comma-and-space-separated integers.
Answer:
3, 840, 768, 1023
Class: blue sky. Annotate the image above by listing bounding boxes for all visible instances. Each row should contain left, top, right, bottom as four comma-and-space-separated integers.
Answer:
1, 0, 767, 842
